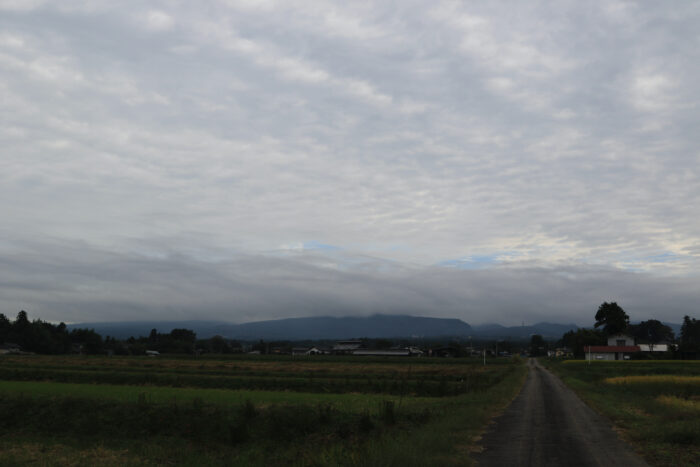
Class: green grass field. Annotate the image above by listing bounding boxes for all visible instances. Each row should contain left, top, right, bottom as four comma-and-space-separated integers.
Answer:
545, 359, 700, 467
0, 355, 512, 396
0, 355, 526, 466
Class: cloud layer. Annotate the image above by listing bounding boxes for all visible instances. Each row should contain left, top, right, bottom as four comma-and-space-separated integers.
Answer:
2, 237, 699, 326
1, 1, 698, 324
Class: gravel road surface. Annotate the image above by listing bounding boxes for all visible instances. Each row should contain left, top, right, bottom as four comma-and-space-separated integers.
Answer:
474, 358, 649, 467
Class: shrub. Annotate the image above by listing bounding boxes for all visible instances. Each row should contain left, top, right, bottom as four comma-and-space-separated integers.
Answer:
229, 420, 250, 445
240, 399, 257, 420
317, 403, 333, 424
262, 405, 318, 441
358, 412, 373, 433
381, 400, 395, 425
662, 428, 698, 445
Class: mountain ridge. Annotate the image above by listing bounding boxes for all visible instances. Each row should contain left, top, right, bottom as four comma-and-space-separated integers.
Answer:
67, 315, 586, 341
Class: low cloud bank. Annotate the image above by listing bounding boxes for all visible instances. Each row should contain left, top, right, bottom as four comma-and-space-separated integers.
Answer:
1, 239, 696, 326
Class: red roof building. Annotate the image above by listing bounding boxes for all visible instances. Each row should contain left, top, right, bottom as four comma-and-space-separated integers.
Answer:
584, 345, 640, 361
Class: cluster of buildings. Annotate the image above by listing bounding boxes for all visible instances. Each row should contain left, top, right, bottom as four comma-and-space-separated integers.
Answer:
0, 343, 22, 355
287, 341, 506, 358
288, 340, 424, 357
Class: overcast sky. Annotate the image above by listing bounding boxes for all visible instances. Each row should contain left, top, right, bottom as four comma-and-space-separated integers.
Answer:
1, 1, 699, 326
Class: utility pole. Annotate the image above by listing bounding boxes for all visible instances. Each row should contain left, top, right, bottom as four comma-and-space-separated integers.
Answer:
587, 345, 591, 365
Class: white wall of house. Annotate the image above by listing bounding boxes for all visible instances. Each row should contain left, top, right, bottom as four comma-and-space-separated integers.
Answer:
637, 344, 668, 352
590, 352, 616, 361
607, 334, 634, 346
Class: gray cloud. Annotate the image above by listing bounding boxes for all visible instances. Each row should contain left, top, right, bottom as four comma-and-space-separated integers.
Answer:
1, 1, 699, 324
1, 238, 697, 326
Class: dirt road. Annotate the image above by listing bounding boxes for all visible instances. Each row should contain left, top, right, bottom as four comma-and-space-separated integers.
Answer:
474, 358, 649, 467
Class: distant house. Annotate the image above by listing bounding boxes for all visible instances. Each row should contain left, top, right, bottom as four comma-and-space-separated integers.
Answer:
0, 343, 21, 355
584, 333, 670, 361
584, 333, 637, 360
145, 350, 160, 356
332, 340, 363, 355
352, 347, 423, 357
548, 347, 571, 358
352, 349, 410, 357
292, 346, 329, 356
637, 344, 669, 352
584, 345, 639, 360
607, 334, 635, 346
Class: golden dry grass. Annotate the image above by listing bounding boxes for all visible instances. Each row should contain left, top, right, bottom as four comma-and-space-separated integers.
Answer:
656, 395, 700, 412
0, 442, 146, 467
563, 360, 700, 365
604, 375, 700, 385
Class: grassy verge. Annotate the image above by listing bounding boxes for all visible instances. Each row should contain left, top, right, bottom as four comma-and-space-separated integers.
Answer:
350, 360, 528, 466
545, 359, 700, 467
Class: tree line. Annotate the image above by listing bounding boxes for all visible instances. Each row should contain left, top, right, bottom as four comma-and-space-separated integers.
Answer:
558, 302, 700, 358
0, 310, 241, 355
0, 310, 103, 354
3, 307, 699, 358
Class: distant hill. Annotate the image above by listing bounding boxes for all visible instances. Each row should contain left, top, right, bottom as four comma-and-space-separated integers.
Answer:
64, 317, 684, 342
68, 315, 473, 340
214, 315, 473, 340
471, 322, 579, 340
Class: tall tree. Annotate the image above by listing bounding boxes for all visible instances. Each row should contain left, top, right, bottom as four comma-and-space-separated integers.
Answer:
0, 313, 10, 343
632, 319, 674, 351
560, 328, 606, 358
14, 310, 29, 330
594, 302, 629, 335
169, 328, 196, 343
69, 328, 103, 354
680, 315, 700, 355
13, 310, 31, 347
5, 311, 73, 353
529, 334, 546, 356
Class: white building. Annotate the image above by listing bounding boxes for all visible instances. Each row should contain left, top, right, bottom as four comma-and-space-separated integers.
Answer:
607, 334, 634, 346
584, 333, 669, 360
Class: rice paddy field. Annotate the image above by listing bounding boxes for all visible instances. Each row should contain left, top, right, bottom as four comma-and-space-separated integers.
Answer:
545, 359, 700, 467
0, 354, 526, 466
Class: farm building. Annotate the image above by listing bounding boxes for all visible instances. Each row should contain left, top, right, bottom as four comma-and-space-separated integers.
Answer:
351, 347, 423, 357
637, 344, 668, 352
291, 347, 328, 355
583, 345, 640, 361
0, 343, 21, 355
332, 340, 363, 355
584, 333, 670, 360
607, 333, 635, 346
